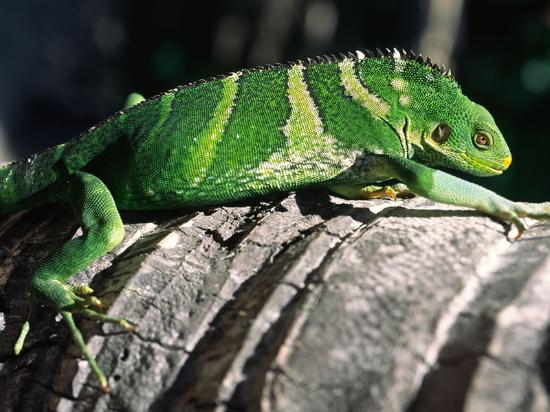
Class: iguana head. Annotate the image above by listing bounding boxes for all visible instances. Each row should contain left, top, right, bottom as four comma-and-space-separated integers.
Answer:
381, 55, 514, 177
355, 50, 511, 177
413, 96, 512, 177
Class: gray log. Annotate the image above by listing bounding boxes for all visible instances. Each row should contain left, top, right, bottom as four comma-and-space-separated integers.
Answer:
1, 192, 549, 412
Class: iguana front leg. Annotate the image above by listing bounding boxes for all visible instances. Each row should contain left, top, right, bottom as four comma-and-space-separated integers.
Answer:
370, 155, 550, 236
13, 171, 130, 393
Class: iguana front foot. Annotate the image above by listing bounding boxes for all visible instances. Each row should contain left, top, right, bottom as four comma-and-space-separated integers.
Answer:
328, 183, 412, 201
470, 197, 550, 239
503, 201, 550, 239
361, 185, 399, 201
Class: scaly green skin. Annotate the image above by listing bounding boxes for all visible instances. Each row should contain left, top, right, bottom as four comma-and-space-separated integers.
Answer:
2, 49, 549, 392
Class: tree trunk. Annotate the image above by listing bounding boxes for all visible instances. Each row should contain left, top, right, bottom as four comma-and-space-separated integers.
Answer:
1, 191, 550, 412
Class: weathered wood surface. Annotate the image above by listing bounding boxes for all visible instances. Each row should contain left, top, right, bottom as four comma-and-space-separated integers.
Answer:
1, 191, 549, 412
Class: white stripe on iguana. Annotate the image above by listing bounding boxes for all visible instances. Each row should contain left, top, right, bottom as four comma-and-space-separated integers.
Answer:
391, 78, 407, 92
338, 59, 390, 119
282, 64, 324, 139
391, 78, 411, 108
188, 73, 240, 186
149, 92, 175, 142
399, 95, 410, 106
251, 64, 359, 187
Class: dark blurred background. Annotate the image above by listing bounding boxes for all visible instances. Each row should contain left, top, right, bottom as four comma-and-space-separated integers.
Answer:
0, 0, 549, 201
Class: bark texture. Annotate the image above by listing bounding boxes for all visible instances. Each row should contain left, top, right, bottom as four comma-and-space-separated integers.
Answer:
1, 192, 549, 412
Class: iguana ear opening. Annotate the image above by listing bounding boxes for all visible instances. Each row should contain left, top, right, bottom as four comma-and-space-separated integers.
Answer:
431, 123, 452, 143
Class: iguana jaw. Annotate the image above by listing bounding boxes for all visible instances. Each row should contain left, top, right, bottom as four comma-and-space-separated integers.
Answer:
459, 152, 508, 175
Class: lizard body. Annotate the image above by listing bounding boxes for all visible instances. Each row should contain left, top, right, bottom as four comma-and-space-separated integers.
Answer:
2, 49, 549, 392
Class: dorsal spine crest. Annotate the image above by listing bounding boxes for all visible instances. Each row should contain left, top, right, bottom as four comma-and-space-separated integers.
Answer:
60, 48, 457, 153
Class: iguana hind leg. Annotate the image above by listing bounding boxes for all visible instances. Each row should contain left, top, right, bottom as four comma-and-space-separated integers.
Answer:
14, 170, 129, 393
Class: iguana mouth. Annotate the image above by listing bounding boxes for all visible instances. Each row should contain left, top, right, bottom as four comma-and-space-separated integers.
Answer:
459, 152, 505, 175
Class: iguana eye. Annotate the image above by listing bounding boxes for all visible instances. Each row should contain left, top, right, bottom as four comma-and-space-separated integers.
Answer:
431, 123, 452, 143
473, 132, 491, 149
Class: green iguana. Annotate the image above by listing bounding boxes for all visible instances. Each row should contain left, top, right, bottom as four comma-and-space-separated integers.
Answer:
2, 49, 549, 393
